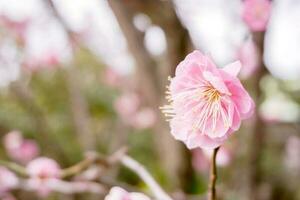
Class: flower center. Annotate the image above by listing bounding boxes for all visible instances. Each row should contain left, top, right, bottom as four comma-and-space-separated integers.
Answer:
202, 86, 221, 103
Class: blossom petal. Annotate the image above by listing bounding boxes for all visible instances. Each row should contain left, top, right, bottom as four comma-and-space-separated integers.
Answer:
203, 71, 230, 94
186, 133, 226, 149
222, 61, 242, 77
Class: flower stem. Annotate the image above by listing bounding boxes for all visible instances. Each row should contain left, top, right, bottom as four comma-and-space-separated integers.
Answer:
209, 146, 220, 200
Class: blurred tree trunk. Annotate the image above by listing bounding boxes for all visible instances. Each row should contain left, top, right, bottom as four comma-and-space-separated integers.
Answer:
65, 68, 95, 150
108, 0, 195, 190
45, 0, 96, 151
249, 31, 268, 200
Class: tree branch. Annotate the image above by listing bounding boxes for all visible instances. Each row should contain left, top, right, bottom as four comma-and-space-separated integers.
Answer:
0, 160, 28, 177
0, 147, 171, 200
120, 155, 173, 200
209, 147, 220, 200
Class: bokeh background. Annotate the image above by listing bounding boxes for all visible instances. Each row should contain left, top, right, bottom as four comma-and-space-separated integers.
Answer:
0, 0, 300, 200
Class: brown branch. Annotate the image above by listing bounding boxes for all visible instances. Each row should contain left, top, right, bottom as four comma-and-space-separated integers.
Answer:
60, 147, 127, 178
60, 153, 100, 179
209, 147, 220, 200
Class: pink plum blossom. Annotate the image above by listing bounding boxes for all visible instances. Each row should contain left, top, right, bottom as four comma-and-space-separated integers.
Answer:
103, 68, 123, 88
236, 38, 259, 79
105, 187, 150, 200
242, 0, 272, 32
3, 131, 39, 164
0, 167, 19, 195
0, 15, 29, 43
26, 157, 61, 197
114, 93, 156, 129
23, 51, 60, 71
3, 131, 23, 150
162, 50, 254, 149
114, 93, 140, 122
26, 157, 61, 179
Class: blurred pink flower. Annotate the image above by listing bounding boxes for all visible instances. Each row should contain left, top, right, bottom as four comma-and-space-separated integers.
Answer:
26, 157, 61, 197
0, 15, 29, 43
23, 52, 60, 71
114, 93, 140, 121
242, 0, 272, 32
3, 131, 23, 150
103, 68, 123, 88
105, 187, 150, 200
0, 167, 19, 195
162, 50, 254, 149
236, 38, 259, 79
114, 93, 156, 129
3, 131, 39, 164
27, 157, 61, 179
133, 108, 157, 129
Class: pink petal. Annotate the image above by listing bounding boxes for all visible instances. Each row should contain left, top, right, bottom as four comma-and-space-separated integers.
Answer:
204, 99, 234, 138
203, 71, 230, 94
170, 116, 190, 141
222, 61, 242, 77
186, 133, 225, 149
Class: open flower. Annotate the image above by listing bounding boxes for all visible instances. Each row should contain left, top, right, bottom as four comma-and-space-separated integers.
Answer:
26, 157, 61, 197
161, 50, 254, 149
242, 0, 272, 32
105, 187, 150, 200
